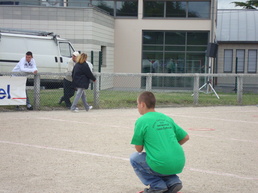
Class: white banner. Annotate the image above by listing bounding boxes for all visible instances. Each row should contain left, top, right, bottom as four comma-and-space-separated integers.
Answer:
0, 76, 27, 106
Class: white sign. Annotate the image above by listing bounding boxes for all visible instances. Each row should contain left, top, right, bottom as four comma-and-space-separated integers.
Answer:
0, 76, 27, 106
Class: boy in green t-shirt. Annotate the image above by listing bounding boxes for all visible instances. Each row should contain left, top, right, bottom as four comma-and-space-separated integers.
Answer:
130, 91, 189, 193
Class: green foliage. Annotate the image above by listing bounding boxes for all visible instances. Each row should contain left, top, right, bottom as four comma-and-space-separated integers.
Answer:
232, 1, 258, 9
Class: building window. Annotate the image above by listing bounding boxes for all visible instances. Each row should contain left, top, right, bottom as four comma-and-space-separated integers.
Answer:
236, 49, 245, 73
143, 0, 210, 19
247, 50, 257, 73
67, 0, 89, 7
143, 1, 164, 17
116, 0, 138, 17
92, 0, 115, 15
142, 31, 208, 88
90, 0, 138, 17
0, 1, 19, 5
166, 1, 186, 17
224, 49, 233, 73
188, 1, 210, 18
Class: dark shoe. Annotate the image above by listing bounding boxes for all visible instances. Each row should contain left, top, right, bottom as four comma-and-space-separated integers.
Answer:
58, 97, 64, 104
66, 103, 71, 108
164, 183, 182, 193
27, 104, 33, 110
142, 188, 168, 193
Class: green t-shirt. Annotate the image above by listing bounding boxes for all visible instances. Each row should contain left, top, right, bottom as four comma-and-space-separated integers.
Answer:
131, 112, 188, 175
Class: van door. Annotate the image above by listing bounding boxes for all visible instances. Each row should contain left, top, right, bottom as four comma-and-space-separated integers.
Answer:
58, 41, 75, 72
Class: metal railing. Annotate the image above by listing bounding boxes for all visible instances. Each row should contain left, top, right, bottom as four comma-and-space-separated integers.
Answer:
1, 72, 258, 110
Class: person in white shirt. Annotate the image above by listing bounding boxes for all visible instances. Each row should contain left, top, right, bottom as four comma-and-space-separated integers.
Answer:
12, 51, 38, 110
87, 61, 93, 72
59, 51, 80, 108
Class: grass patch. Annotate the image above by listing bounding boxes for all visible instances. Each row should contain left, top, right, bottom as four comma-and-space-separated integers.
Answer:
1, 89, 258, 111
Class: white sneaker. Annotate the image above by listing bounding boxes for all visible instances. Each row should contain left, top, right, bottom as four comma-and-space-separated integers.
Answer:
71, 107, 79, 113
86, 106, 93, 111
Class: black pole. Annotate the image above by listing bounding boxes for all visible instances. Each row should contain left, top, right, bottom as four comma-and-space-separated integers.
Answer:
98, 51, 102, 73
90, 51, 94, 90
98, 51, 102, 90
91, 51, 94, 65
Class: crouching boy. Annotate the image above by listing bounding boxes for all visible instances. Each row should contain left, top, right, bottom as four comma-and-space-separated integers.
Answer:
130, 91, 189, 193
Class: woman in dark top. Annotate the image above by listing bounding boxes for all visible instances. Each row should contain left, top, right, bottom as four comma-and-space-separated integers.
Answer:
70, 53, 96, 112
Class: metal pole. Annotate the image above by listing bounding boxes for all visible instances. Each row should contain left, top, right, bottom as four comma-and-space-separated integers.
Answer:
93, 73, 100, 109
146, 73, 152, 91
90, 51, 94, 90
98, 51, 102, 90
234, 57, 238, 93
237, 76, 243, 104
98, 51, 102, 73
91, 51, 94, 65
33, 74, 40, 110
193, 75, 200, 105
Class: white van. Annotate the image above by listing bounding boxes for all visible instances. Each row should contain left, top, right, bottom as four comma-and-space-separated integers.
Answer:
0, 28, 76, 73
0, 28, 76, 87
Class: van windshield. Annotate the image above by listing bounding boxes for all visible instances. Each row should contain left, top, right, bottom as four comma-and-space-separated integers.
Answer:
59, 42, 75, 57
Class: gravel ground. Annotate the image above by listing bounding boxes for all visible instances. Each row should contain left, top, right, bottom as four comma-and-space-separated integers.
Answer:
0, 106, 258, 193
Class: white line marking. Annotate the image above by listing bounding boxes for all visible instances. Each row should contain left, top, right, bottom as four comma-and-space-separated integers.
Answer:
168, 114, 258, 124
0, 140, 129, 161
37, 117, 132, 129
190, 134, 258, 144
185, 167, 258, 180
1, 140, 257, 181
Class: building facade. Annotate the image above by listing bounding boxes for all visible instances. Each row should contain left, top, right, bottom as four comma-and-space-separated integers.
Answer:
216, 9, 258, 88
0, 0, 218, 89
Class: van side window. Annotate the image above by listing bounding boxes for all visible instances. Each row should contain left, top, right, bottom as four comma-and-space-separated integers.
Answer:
59, 42, 74, 57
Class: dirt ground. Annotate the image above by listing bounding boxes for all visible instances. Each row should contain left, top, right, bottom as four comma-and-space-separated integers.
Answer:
0, 106, 258, 193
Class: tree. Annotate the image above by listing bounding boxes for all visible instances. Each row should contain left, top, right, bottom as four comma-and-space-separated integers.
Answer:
232, 0, 258, 9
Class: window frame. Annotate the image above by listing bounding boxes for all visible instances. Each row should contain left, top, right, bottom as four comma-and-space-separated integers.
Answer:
247, 49, 257, 73
236, 49, 245, 73
223, 49, 233, 73
143, 0, 211, 19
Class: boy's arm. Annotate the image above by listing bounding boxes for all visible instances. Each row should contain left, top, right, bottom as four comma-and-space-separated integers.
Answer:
135, 145, 143, 152
178, 134, 189, 145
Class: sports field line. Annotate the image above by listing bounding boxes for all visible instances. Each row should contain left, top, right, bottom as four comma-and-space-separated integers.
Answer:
3, 117, 133, 129
1, 140, 257, 181
191, 134, 258, 144
167, 114, 258, 125
0, 140, 129, 161
5, 117, 257, 144
38, 117, 132, 129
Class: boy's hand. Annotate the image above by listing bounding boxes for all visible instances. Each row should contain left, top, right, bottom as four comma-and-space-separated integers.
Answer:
135, 145, 143, 152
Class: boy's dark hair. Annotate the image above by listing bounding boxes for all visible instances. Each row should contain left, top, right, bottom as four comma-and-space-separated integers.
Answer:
138, 91, 156, 109
26, 51, 33, 57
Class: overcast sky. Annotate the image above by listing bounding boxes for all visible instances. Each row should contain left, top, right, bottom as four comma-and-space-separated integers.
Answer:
218, 0, 242, 9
